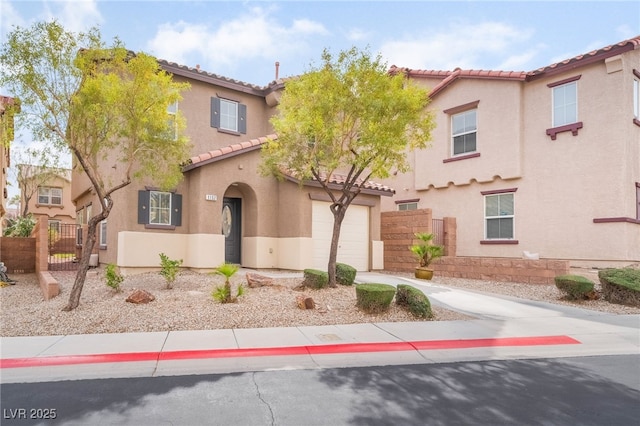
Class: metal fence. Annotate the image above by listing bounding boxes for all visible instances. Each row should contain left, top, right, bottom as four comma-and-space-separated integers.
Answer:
432, 218, 444, 247
48, 223, 79, 271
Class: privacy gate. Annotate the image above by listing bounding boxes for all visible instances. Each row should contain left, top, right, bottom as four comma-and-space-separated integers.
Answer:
48, 223, 79, 271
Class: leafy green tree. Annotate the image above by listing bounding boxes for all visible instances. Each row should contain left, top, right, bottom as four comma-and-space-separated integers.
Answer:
0, 21, 190, 310
261, 47, 435, 286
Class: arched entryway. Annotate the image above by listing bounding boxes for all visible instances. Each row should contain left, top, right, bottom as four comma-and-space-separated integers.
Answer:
222, 183, 258, 265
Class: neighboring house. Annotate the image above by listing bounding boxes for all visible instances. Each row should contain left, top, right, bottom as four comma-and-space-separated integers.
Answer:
380, 36, 640, 268
0, 95, 19, 235
20, 166, 76, 231
72, 62, 390, 274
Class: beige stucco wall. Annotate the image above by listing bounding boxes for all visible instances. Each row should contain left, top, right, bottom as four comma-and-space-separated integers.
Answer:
27, 174, 76, 224
381, 50, 640, 265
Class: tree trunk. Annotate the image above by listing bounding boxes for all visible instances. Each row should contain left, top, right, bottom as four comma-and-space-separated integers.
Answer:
63, 217, 99, 311
327, 204, 347, 287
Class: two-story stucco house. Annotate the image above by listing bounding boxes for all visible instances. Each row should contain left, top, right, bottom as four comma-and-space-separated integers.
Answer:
381, 36, 640, 268
72, 62, 390, 274
20, 167, 76, 232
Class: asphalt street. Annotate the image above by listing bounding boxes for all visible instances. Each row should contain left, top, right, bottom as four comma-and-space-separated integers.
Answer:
2, 354, 639, 426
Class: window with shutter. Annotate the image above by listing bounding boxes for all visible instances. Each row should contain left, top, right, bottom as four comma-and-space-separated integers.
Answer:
211, 97, 247, 134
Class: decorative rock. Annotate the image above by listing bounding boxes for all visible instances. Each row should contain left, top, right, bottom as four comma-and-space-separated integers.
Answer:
126, 289, 155, 304
296, 294, 315, 310
246, 273, 275, 288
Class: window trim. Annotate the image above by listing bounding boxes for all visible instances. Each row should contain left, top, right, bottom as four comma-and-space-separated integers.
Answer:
547, 75, 582, 139
481, 188, 518, 244
99, 220, 107, 248
138, 189, 182, 229
211, 97, 247, 135
444, 100, 480, 159
37, 186, 63, 206
149, 190, 172, 226
633, 69, 640, 127
397, 201, 418, 211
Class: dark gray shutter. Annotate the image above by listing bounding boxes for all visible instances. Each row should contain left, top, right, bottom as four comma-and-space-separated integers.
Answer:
138, 190, 149, 224
211, 97, 220, 128
238, 103, 247, 134
171, 193, 182, 226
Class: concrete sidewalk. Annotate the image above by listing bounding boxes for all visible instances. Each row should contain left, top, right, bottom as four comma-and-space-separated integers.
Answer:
1, 272, 639, 384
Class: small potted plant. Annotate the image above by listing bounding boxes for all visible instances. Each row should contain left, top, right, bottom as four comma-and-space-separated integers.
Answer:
410, 232, 444, 280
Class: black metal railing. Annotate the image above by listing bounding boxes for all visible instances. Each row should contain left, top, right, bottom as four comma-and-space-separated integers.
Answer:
48, 223, 79, 271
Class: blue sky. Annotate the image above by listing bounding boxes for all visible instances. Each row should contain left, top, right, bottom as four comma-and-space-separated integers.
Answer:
1, 0, 638, 201
2, 1, 639, 86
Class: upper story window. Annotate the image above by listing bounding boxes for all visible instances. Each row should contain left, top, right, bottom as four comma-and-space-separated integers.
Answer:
211, 97, 247, 134
633, 69, 640, 126
481, 189, 517, 241
167, 101, 178, 140
452, 109, 477, 155
546, 75, 583, 140
552, 81, 577, 127
38, 186, 62, 205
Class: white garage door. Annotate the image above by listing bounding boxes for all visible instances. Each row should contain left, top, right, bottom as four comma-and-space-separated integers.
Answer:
312, 201, 369, 271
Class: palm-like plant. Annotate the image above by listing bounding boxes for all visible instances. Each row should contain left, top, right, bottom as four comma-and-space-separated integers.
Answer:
212, 263, 243, 303
410, 233, 444, 268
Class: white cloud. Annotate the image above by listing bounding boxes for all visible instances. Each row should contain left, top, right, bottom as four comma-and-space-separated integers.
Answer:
146, 7, 328, 73
0, 1, 26, 34
41, 0, 103, 33
379, 21, 534, 71
346, 28, 371, 42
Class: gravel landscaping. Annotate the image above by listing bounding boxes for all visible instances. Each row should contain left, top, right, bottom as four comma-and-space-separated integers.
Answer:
1, 268, 638, 337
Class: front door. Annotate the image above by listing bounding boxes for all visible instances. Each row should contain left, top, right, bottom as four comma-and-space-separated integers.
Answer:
222, 197, 241, 264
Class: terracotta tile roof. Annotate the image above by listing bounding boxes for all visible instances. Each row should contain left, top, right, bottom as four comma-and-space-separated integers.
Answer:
183, 134, 395, 195
390, 35, 640, 95
182, 134, 277, 171
527, 35, 640, 80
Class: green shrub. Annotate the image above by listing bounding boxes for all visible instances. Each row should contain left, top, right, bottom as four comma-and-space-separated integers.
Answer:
355, 283, 396, 314
3, 214, 36, 237
554, 275, 595, 300
303, 269, 329, 289
159, 253, 183, 289
105, 263, 124, 293
396, 284, 432, 318
598, 268, 640, 307
336, 263, 357, 286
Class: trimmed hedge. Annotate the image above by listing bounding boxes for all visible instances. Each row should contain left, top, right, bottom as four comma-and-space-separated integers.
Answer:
355, 283, 396, 314
554, 275, 595, 300
303, 269, 329, 289
336, 263, 357, 286
598, 268, 640, 307
396, 284, 432, 318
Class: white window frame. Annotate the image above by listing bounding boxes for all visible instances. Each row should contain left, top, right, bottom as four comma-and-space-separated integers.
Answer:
484, 193, 515, 240
451, 109, 477, 156
86, 203, 92, 224
219, 99, 238, 132
398, 202, 418, 211
552, 81, 578, 127
149, 190, 172, 225
167, 101, 178, 140
99, 220, 107, 247
38, 186, 63, 205
76, 208, 84, 225
633, 77, 639, 119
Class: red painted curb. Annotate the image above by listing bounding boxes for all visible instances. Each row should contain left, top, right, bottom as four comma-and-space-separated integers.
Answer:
0, 335, 580, 369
